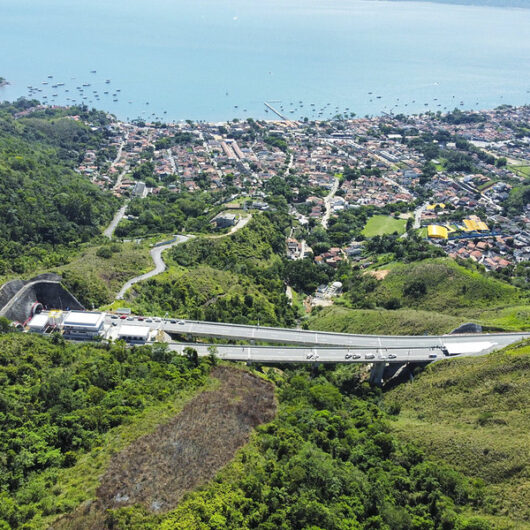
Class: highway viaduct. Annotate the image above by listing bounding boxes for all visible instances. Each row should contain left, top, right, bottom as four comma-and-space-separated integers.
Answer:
113, 317, 530, 385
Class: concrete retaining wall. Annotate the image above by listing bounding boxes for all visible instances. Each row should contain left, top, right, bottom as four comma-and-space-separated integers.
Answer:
0, 274, 84, 323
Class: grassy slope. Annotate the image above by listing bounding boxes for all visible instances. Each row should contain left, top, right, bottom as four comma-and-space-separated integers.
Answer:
54, 241, 153, 307
310, 258, 529, 335
362, 214, 407, 237
386, 342, 530, 527
374, 258, 519, 311
373, 258, 529, 330
309, 305, 462, 335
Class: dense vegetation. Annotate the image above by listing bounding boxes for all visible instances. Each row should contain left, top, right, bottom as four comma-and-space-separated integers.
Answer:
115, 190, 224, 238
387, 341, 530, 527
0, 100, 118, 275
306, 257, 529, 333
503, 181, 530, 216
0, 333, 211, 528
129, 214, 299, 326
109, 364, 497, 529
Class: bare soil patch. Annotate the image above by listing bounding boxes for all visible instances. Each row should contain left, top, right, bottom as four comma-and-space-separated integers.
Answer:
365, 269, 390, 280
96, 365, 275, 513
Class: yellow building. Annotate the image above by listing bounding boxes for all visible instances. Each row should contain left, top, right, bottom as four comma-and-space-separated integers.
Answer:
463, 219, 489, 232
427, 225, 448, 239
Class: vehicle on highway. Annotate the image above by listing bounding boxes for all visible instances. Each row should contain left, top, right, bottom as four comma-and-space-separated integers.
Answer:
429, 353, 437, 358
146, 318, 153, 323
306, 353, 313, 359
170, 320, 177, 324
120, 315, 127, 320
137, 317, 144, 321
388, 353, 397, 359
365, 353, 375, 359
178, 320, 185, 325
110, 315, 118, 320
345, 353, 352, 359
351, 354, 361, 359
127, 317, 134, 321
441, 346, 449, 356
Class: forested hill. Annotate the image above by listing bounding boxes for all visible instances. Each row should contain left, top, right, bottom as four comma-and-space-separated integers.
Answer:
0, 100, 118, 275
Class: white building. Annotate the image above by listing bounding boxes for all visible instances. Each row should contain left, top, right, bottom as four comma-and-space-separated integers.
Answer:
27, 313, 49, 333
62, 311, 105, 339
117, 324, 151, 343
27, 310, 64, 333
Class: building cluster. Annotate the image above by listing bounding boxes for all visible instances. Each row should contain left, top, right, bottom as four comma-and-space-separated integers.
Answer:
66, 104, 529, 273
26, 310, 155, 343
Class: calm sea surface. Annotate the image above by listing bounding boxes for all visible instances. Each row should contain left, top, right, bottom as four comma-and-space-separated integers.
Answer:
1, 0, 529, 122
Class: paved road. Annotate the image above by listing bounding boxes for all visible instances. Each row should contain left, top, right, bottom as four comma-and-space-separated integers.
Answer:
115, 236, 191, 299
164, 341, 504, 363
114, 214, 252, 300
103, 201, 129, 239
413, 203, 427, 230
322, 177, 339, 229
108, 315, 530, 354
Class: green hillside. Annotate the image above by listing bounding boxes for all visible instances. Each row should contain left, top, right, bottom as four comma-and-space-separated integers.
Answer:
0, 101, 118, 276
386, 342, 530, 527
309, 305, 462, 335
373, 258, 520, 312
0, 333, 212, 528
124, 214, 298, 327
130, 265, 290, 325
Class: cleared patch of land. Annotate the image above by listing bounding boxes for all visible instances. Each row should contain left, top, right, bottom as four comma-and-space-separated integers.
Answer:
97, 366, 276, 513
365, 269, 390, 280
361, 214, 407, 237
386, 343, 530, 526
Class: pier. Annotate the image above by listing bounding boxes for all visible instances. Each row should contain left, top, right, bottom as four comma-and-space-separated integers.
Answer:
264, 101, 289, 121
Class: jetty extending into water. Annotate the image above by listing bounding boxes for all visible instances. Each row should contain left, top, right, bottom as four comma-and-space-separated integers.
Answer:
264, 101, 289, 120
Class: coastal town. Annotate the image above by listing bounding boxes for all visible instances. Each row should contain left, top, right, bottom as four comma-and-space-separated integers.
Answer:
68, 104, 530, 280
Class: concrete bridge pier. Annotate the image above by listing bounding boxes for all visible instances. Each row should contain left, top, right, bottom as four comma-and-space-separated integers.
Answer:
369, 362, 386, 386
